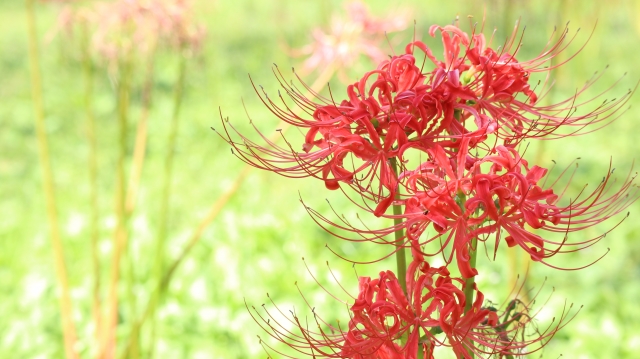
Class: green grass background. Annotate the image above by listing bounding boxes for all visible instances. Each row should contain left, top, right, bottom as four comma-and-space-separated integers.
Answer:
2, 0, 640, 358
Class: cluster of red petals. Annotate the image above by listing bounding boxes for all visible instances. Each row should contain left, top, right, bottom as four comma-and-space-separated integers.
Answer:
311, 140, 637, 277
219, 23, 632, 217
341, 259, 496, 359
250, 257, 575, 358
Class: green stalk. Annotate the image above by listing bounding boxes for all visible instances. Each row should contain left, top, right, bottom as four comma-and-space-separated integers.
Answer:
147, 53, 188, 358
390, 157, 407, 295
464, 237, 478, 359
122, 43, 158, 359
463, 238, 478, 314
100, 55, 133, 359
25, 1, 80, 358
454, 189, 477, 358
463, 241, 478, 359
390, 157, 410, 351
80, 19, 102, 353
120, 53, 187, 359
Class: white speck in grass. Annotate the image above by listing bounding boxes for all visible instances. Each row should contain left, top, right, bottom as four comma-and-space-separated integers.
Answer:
189, 278, 207, 301
4, 327, 16, 347
184, 257, 197, 274
99, 239, 112, 255
103, 215, 116, 229
245, 335, 263, 356
486, 271, 501, 284
70, 286, 88, 300
73, 340, 84, 355
626, 335, 640, 349
159, 301, 182, 319
229, 311, 251, 331
33, 233, 46, 248
132, 214, 150, 239
66, 212, 85, 236
214, 245, 239, 290
284, 240, 302, 256
198, 306, 227, 322
219, 178, 236, 192
156, 340, 169, 355
23, 274, 47, 302
575, 321, 587, 334
192, 350, 211, 359
601, 316, 619, 337
257, 257, 273, 273
326, 267, 342, 283
312, 291, 328, 306
533, 302, 553, 323
222, 212, 240, 242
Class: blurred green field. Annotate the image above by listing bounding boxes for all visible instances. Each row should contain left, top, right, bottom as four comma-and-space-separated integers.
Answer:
2, 0, 640, 358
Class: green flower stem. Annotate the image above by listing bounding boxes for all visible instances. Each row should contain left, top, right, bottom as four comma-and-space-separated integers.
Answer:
463, 239, 478, 359
148, 53, 188, 357
390, 157, 407, 295
101, 55, 133, 358
120, 53, 188, 359
80, 19, 103, 351
455, 189, 478, 358
463, 237, 478, 314
390, 157, 410, 350
25, 1, 80, 358
123, 42, 158, 359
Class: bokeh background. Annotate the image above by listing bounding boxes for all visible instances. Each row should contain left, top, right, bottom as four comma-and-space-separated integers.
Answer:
3, 0, 640, 358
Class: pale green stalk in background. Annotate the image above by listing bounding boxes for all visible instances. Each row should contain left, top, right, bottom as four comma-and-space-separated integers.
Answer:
146, 53, 188, 359
80, 19, 103, 354
100, 55, 133, 359
25, 1, 80, 358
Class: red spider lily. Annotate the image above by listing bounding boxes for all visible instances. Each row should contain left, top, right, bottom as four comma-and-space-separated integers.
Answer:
249, 258, 575, 358
411, 23, 634, 143
217, 22, 631, 222
226, 19, 635, 358
305, 143, 637, 277
217, 55, 428, 216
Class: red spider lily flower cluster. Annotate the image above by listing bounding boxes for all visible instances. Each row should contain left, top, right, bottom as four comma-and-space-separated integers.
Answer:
220, 20, 636, 358
249, 257, 577, 358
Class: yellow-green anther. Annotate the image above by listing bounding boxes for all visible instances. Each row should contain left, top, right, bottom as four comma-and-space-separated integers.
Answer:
461, 71, 473, 85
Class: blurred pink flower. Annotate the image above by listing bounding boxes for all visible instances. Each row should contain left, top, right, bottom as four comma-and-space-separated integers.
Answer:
292, 0, 409, 81
49, 0, 206, 66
